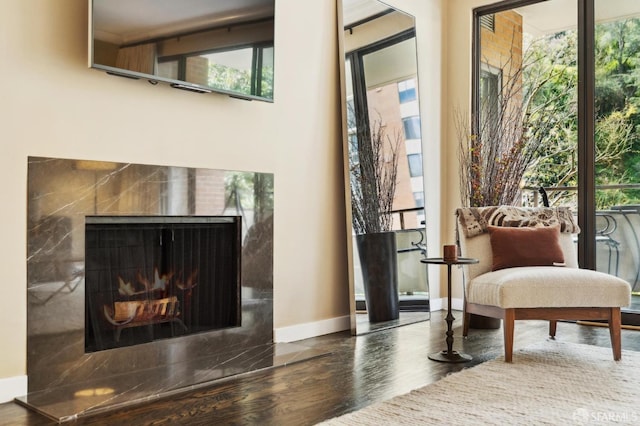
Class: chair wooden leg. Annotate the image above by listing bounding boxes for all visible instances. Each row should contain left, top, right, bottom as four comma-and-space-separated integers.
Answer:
503, 309, 515, 362
549, 320, 557, 339
609, 307, 622, 361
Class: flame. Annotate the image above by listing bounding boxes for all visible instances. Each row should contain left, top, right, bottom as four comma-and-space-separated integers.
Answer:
117, 267, 190, 296
176, 269, 198, 290
117, 277, 135, 296
152, 268, 170, 291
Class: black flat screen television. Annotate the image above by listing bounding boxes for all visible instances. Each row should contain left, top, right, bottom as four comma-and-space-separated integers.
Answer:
89, 0, 275, 101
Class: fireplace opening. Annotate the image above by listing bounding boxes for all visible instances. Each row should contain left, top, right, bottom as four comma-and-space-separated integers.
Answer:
84, 216, 241, 352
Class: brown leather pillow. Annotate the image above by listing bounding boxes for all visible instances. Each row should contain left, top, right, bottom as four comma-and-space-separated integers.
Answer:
487, 225, 565, 271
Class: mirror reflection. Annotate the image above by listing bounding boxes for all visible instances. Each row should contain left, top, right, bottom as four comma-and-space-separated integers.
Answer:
340, 0, 429, 335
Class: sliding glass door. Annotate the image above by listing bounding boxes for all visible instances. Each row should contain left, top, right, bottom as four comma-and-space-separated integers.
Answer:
473, 0, 640, 316
594, 1, 640, 310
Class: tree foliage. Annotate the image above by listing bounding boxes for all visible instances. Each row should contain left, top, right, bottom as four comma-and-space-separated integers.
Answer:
457, 30, 574, 207
208, 63, 274, 99
520, 20, 640, 208
459, 18, 640, 209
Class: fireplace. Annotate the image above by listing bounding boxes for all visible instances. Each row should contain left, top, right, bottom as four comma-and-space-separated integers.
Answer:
84, 216, 241, 351
19, 157, 326, 422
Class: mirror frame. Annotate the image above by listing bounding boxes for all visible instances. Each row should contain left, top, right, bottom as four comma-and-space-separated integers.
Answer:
337, 0, 430, 335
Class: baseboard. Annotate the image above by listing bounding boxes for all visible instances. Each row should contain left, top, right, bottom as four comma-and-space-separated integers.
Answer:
274, 315, 351, 343
452, 298, 464, 311
273, 298, 463, 343
429, 297, 464, 312
0, 375, 27, 403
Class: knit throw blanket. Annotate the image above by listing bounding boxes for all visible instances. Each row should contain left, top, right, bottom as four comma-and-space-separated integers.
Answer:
456, 206, 580, 238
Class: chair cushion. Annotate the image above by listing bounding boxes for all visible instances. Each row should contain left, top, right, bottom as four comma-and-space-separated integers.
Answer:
467, 266, 631, 309
488, 225, 564, 271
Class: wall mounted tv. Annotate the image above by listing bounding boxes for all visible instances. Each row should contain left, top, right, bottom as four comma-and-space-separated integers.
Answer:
89, 0, 275, 102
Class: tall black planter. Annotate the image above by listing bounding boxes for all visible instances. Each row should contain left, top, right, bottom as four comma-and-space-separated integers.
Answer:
356, 231, 399, 322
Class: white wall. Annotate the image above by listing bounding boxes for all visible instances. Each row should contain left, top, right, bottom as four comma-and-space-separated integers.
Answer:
271, 0, 350, 330
444, 0, 496, 300
0, 0, 348, 384
0, 0, 450, 393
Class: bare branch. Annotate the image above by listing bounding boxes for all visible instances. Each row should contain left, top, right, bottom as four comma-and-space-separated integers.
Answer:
349, 109, 401, 234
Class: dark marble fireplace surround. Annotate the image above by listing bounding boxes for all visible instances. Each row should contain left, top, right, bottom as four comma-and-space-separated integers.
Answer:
19, 157, 325, 422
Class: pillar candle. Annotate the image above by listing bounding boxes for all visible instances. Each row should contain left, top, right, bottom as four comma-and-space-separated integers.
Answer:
443, 244, 457, 261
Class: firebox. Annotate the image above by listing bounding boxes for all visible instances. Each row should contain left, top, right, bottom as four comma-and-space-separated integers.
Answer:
84, 216, 241, 352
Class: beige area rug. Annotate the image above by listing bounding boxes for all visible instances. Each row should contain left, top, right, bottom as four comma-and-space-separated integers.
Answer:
320, 341, 640, 425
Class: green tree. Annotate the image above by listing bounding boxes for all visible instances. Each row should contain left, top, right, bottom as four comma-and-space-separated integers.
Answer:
522, 21, 640, 209
208, 64, 252, 94
208, 63, 274, 99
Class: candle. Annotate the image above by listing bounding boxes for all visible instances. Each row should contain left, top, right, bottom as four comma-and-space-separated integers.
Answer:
443, 244, 457, 261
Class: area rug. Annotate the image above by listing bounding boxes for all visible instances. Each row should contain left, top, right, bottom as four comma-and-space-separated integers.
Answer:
320, 341, 640, 425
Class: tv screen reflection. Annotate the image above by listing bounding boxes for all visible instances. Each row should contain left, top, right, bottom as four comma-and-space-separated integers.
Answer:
89, 0, 275, 101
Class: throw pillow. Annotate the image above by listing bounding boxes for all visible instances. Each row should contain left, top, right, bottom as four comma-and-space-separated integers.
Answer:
488, 225, 565, 271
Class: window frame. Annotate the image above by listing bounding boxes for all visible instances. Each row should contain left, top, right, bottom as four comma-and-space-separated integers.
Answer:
157, 42, 274, 99
472, 0, 595, 269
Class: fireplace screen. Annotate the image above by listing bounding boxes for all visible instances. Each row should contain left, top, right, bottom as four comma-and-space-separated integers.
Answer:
85, 216, 241, 352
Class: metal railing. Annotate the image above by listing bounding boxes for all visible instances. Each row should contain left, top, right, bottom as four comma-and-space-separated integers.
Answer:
391, 206, 425, 230
523, 184, 640, 207
522, 184, 640, 292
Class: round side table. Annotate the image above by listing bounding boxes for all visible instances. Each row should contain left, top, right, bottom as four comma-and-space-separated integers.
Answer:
421, 257, 479, 363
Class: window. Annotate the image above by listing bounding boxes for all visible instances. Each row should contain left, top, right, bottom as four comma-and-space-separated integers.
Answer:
157, 60, 179, 80
413, 191, 425, 208
398, 79, 417, 103
480, 66, 501, 122
157, 44, 274, 99
403, 116, 422, 140
480, 14, 495, 32
407, 153, 423, 177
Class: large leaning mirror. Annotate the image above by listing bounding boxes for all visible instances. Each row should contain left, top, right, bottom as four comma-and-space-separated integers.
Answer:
338, 0, 429, 335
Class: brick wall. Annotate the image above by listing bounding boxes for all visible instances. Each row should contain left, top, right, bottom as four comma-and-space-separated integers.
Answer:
480, 10, 523, 101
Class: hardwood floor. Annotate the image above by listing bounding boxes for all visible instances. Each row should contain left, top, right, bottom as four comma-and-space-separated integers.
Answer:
2, 310, 640, 425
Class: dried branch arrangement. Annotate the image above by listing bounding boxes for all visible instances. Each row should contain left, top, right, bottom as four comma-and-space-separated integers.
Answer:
349, 112, 401, 235
456, 36, 569, 207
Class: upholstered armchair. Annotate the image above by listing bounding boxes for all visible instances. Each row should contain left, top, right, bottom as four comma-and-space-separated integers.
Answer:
456, 206, 631, 362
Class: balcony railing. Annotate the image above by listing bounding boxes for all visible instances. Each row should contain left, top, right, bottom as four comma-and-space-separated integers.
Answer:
391, 206, 425, 230
524, 184, 640, 207
523, 184, 640, 294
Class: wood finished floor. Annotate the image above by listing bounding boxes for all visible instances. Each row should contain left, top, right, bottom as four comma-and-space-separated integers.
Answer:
2, 310, 640, 426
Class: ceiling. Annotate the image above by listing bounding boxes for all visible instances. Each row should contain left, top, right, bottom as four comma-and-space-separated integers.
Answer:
342, 0, 394, 27
342, 0, 640, 40
94, 0, 640, 46
93, 0, 274, 44
517, 0, 640, 37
